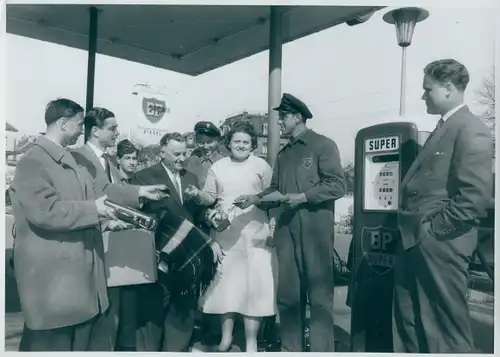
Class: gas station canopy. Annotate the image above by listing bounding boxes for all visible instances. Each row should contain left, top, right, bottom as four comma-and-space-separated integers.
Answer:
6, 4, 381, 76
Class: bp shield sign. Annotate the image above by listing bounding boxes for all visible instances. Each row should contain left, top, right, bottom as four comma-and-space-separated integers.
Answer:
361, 226, 398, 275
142, 97, 168, 124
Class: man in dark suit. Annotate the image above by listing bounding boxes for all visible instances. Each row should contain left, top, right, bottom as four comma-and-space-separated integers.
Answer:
71, 107, 168, 351
394, 59, 493, 353
131, 132, 222, 351
9, 98, 127, 351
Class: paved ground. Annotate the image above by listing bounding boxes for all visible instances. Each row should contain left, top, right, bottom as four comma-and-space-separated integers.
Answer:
4, 233, 353, 352
4, 232, 493, 352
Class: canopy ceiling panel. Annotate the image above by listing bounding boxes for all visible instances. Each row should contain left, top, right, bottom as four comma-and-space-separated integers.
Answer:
7, 4, 382, 76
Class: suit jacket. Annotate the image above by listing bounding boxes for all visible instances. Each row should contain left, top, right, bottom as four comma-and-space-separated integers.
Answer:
71, 143, 140, 208
9, 136, 108, 330
398, 106, 493, 252
131, 162, 201, 222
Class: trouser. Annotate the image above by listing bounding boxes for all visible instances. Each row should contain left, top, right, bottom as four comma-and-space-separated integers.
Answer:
393, 233, 475, 353
87, 287, 121, 351
18, 317, 96, 351
136, 282, 195, 351
274, 208, 335, 352
116, 286, 137, 350
200, 313, 222, 344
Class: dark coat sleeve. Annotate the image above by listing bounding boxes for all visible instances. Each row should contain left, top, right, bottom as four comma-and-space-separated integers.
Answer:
304, 137, 347, 204
130, 168, 170, 216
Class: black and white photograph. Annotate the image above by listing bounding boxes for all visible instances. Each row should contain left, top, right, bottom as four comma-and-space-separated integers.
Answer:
3, 0, 496, 353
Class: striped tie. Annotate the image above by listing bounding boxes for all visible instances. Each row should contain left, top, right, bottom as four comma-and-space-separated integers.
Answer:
102, 153, 113, 183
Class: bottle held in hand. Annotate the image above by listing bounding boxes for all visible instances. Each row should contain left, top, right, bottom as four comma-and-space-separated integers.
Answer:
103, 199, 158, 231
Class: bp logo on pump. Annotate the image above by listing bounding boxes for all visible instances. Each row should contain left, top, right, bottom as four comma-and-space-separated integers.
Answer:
361, 226, 398, 275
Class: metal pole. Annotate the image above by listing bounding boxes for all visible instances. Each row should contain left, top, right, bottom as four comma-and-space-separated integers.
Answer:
85, 6, 98, 111
399, 46, 407, 116
266, 6, 283, 167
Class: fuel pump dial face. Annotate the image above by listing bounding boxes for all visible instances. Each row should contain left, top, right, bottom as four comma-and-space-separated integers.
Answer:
363, 135, 400, 211
373, 162, 398, 208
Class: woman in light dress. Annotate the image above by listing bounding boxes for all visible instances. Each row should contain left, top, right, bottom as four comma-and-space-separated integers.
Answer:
186, 121, 277, 352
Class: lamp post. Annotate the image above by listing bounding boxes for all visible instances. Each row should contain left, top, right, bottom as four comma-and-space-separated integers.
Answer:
383, 7, 429, 116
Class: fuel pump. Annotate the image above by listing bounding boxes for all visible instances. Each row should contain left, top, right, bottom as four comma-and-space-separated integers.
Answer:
349, 121, 428, 352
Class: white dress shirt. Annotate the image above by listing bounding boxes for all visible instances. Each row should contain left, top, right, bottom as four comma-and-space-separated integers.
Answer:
442, 103, 466, 122
87, 142, 114, 183
162, 162, 183, 203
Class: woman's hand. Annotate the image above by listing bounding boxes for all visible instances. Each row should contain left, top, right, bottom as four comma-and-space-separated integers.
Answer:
210, 241, 225, 263
233, 195, 260, 209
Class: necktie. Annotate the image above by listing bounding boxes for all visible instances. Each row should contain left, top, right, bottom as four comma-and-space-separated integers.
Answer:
435, 118, 444, 131
424, 118, 444, 147
174, 174, 183, 203
102, 153, 113, 183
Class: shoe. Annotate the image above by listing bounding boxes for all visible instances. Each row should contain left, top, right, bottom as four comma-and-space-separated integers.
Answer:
215, 343, 233, 352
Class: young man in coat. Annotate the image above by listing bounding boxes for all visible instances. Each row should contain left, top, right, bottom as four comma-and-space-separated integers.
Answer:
71, 107, 168, 351
71, 107, 165, 205
9, 98, 127, 351
238, 93, 347, 352
393, 59, 493, 353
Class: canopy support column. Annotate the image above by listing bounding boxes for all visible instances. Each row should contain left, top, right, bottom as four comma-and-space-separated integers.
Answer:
85, 6, 98, 111
266, 6, 283, 167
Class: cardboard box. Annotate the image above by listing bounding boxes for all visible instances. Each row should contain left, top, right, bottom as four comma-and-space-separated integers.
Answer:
103, 229, 157, 287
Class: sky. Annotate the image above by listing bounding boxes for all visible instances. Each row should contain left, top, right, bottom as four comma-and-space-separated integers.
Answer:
5, 4, 496, 163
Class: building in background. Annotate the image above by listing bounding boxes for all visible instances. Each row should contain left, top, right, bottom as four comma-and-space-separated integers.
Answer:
183, 131, 196, 157
219, 111, 291, 158
5, 123, 38, 168
6, 122, 20, 168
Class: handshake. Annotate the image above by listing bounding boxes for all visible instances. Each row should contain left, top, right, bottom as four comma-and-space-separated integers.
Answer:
233, 192, 307, 210
183, 185, 231, 232
94, 184, 169, 231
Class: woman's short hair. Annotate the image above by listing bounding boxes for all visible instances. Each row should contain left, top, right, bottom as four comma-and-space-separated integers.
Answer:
424, 59, 469, 92
225, 121, 258, 151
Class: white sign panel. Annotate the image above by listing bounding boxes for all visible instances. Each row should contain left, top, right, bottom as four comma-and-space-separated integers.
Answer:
365, 136, 399, 153
131, 86, 171, 145
364, 155, 400, 211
